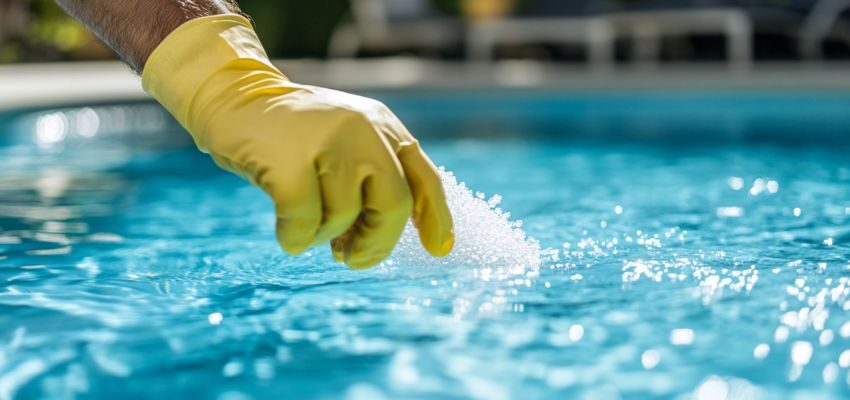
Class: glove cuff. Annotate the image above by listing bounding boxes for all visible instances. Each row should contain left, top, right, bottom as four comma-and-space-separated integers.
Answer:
141, 14, 282, 127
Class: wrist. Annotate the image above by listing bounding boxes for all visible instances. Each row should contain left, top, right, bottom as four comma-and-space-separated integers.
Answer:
142, 14, 284, 128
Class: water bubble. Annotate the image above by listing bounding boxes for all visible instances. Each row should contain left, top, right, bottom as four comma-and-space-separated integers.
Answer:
753, 344, 770, 360
641, 349, 660, 370
222, 361, 244, 378
749, 179, 765, 196
345, 384, 388, 400
670, 329, 695, 346
74, 107, 100, 138
823, 362, 839, 384
819, 330, 834, 346
716, 207, 744, 218
728, 177, 744, 191
35, 112, 68, 148
790, 341, 813, 366
695, 376, 728, 400
208, 312, 223, 325
774, 326, 789, 343
766, 180, 779, 194
840, 322, 850, 338
568, 325, 584, 342
839, 350, 850, 368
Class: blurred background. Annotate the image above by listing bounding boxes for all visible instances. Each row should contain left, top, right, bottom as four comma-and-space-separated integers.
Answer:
4, 0, 850, 66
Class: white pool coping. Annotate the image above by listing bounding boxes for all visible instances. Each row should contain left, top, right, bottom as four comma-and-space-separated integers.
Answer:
2, 59, 850, 111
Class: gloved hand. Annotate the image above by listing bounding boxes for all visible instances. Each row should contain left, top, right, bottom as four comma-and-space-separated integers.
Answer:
141, 14, 454, 269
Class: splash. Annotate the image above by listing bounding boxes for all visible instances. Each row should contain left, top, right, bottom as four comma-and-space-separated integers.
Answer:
385, 168, 541, 276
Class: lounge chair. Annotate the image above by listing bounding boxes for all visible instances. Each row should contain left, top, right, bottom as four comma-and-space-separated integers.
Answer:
328, 0, 463, 58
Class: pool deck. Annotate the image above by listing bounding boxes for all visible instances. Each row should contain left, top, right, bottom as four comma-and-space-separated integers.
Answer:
2, 59, 850, 111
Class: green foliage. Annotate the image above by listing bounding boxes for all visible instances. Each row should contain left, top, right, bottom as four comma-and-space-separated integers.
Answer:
3, 0, 797, 63
2, 0, 352, 63
237, 0, 350, 58
430, 0, 462, 13
1, 0, 86, 63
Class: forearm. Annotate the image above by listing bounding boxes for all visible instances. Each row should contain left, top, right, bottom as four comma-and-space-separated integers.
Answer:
54, 0, 241, 72
51, 3, 454, 268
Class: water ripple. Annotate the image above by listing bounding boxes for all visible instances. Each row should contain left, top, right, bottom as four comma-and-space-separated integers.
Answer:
0, 138, 849, 399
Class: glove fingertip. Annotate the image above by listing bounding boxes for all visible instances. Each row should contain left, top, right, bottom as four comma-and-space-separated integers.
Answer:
436, 230, 455, 257
279, 241, 309, 256
346, 256, 383, 270
415, 211, 455, 258
423, 226, 454, 258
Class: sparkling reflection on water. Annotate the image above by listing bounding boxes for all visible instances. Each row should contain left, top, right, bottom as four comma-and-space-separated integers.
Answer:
0, 105, 850, 399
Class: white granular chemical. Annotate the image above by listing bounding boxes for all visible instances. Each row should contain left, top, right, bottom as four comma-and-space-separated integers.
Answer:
385, 168, 541, 274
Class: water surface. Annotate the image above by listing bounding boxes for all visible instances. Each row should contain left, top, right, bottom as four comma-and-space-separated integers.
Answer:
1, 99, 850, 399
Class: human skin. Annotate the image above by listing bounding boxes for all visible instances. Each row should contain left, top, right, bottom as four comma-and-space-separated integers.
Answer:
53, 0, 242, 72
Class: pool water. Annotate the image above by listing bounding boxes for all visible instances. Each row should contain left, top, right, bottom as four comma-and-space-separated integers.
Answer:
1, 94, 850, 400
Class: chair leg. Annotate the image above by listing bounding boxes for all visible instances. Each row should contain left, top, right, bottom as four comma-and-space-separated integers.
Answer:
631, 21, 661, 67
328, 24, 363, 58
725, 13, 753, 70
800, 0, 850, 60
467, 23, 498, 62
587, 19, 615, 69
466, 23, 497, 62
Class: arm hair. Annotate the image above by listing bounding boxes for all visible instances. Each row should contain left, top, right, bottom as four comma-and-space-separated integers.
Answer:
54, 0, 243, 73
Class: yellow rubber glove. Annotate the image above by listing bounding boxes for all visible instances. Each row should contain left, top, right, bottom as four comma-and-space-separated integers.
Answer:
141, 14, 454, 269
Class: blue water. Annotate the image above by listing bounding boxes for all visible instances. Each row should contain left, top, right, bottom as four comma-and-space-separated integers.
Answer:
1, 94, 850, 399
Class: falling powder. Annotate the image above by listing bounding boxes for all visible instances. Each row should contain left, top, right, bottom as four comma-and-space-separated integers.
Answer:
385, 168, 541, 274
